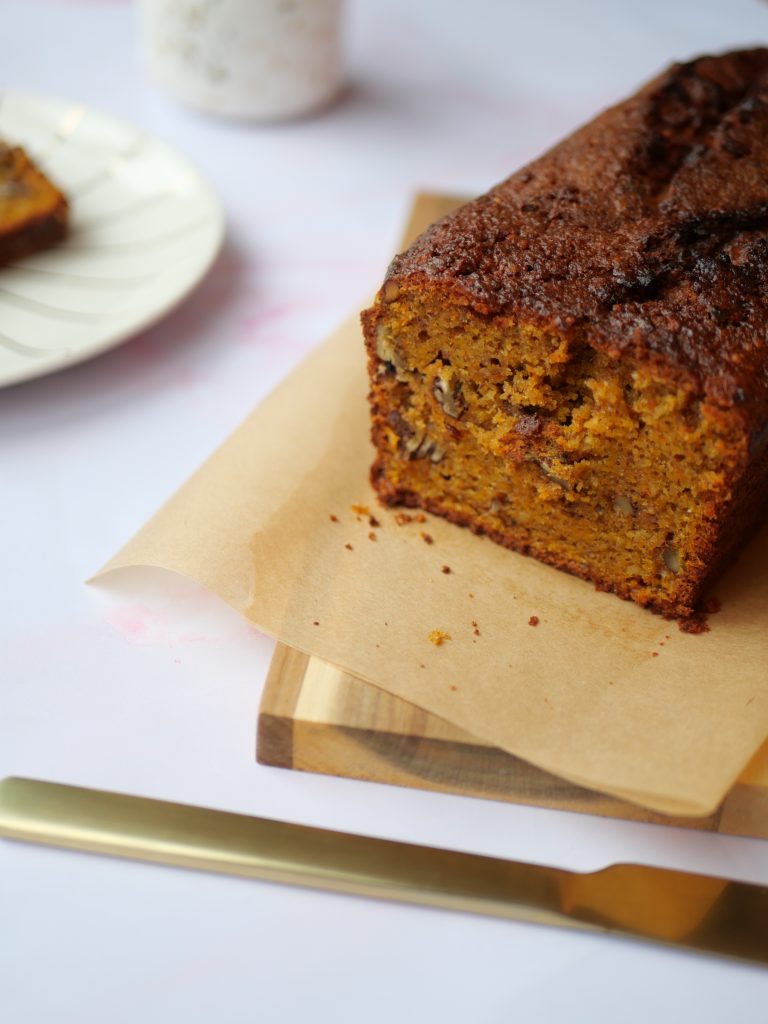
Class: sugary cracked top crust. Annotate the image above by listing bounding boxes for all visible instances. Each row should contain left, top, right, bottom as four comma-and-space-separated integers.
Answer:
385, 49, 768, 437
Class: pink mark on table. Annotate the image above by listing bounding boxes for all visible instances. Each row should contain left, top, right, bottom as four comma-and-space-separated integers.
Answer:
104, 602, 270, 647
105, 604, 216, 647
107, 604, 153, 641
165, 365, 207, 391
239, 296, 336, 339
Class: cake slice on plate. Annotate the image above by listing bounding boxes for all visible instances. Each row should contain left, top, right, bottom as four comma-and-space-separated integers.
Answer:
0, 142, 68, 264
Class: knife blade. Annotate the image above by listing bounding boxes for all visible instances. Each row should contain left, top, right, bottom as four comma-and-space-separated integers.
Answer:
1, 776, 765, 966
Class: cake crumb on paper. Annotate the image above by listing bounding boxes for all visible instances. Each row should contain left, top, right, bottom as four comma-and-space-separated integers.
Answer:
678, 597, 722, 634
441, 565, 451, 574
528, 615, 540, 627
421, 532, 434, 545
678, 615, 710, 634
329, 514, 339, 523
368, 531, 377, 541
345, 543, 353, 551
350, 504, 370, 516
428, 629, 450, 646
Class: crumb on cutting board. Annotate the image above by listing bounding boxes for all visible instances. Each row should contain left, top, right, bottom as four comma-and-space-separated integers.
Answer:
428, 629, 450, 646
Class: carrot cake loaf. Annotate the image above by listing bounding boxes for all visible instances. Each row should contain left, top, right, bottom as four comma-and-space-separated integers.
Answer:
362, 49, 768, 619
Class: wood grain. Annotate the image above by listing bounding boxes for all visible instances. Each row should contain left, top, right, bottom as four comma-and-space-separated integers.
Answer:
257, 643, 768, 838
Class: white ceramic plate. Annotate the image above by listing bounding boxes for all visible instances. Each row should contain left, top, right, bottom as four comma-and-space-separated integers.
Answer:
0, 92, 224, 387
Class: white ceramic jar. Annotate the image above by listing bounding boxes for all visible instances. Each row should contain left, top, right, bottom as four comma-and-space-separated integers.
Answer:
138, 0, 345, 121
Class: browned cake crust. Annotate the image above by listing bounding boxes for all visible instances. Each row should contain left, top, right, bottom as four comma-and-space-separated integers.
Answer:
0, 143, 68, 264
362, 49, 768, 620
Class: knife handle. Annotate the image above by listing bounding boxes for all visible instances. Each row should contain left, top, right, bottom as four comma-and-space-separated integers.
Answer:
0, 776, 573, 924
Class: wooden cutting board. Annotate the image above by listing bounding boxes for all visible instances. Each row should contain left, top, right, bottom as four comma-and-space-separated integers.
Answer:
257, 642, 768, 838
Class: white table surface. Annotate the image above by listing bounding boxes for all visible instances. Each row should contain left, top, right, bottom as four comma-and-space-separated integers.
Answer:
2, 1, 768, 1020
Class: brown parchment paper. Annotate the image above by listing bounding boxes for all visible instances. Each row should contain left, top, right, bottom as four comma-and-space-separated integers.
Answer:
96, 195, 768, 818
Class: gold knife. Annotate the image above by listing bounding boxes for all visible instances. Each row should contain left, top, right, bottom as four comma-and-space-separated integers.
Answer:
1, 777, 766, 966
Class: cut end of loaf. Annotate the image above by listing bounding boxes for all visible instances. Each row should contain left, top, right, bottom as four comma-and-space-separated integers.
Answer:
364, 283, 748, 619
